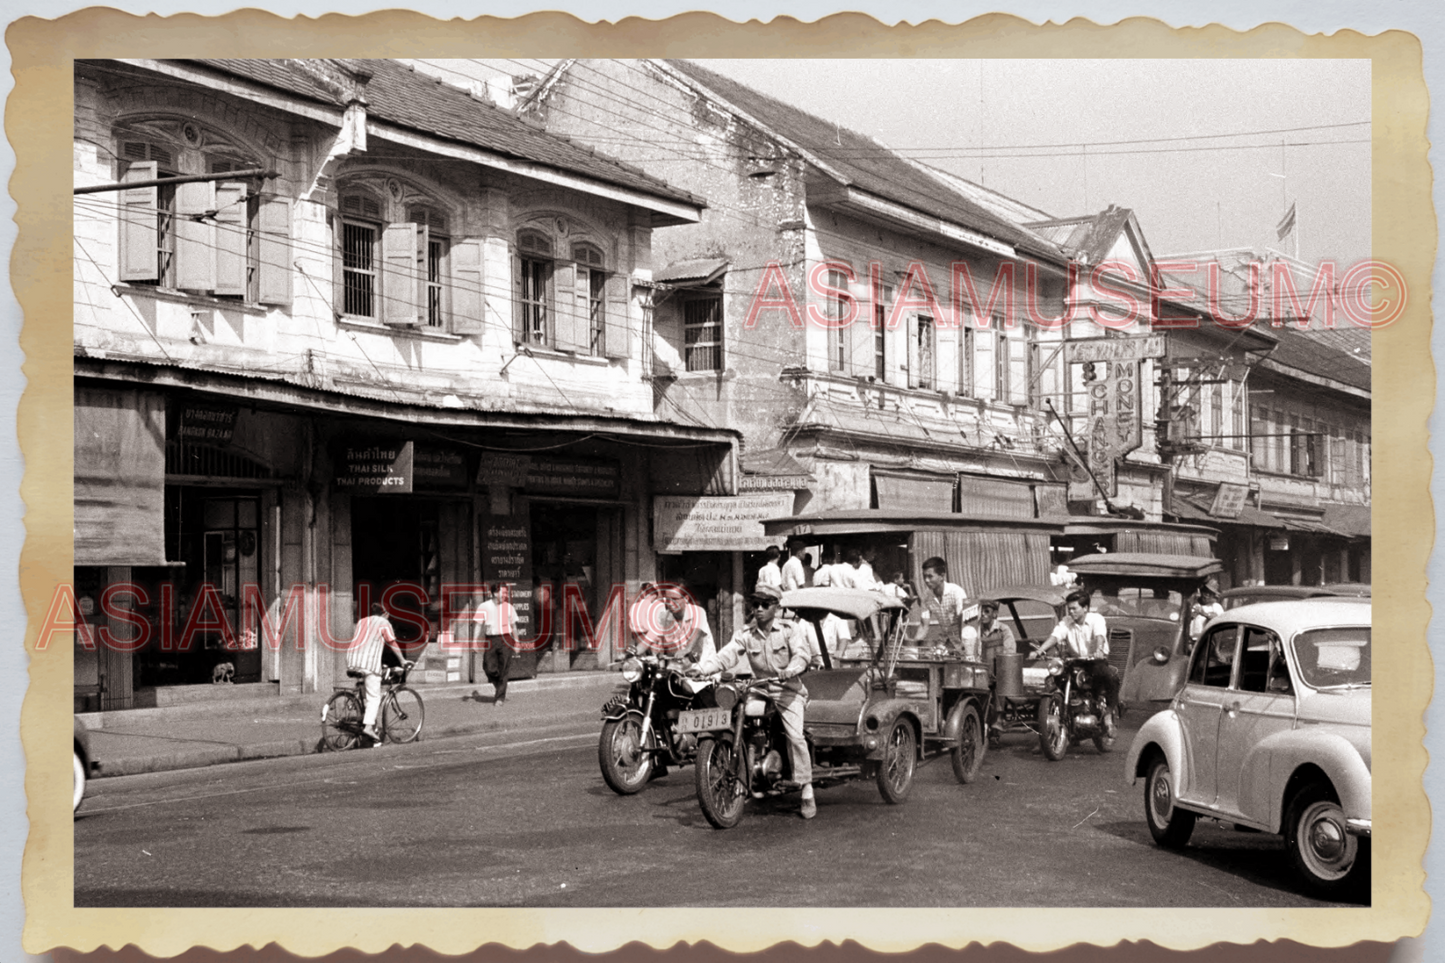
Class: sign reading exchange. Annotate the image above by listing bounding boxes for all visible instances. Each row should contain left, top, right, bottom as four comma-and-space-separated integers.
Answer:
653, 493, 795, 553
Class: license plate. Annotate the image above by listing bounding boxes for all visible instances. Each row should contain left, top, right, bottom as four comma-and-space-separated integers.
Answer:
676, 707, 731, 733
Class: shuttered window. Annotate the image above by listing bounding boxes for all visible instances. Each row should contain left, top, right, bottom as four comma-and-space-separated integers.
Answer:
575, 244, 606, 356
873, 281, 893, 382
340, 198, 379, 319
516, 231, 552, 346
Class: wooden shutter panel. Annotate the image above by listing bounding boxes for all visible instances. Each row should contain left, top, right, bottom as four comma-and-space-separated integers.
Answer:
119, 162, 159, 282
382, 222, 421, 325
213, 182, 248, 296
974, 330, 995, 400
513, 251, 526, 343
603, 273, 628, 359
175, 180, 216, 291
848, 279, 872, 377
906, 315, 920, 388
553, 261, 583, 350
257, 195, 292, 306
450, 238, 484, 335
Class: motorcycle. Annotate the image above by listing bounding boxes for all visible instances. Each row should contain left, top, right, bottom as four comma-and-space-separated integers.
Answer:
598, 648, 719, 794
1034, 654, 1118, 760
692, 676, 803, 829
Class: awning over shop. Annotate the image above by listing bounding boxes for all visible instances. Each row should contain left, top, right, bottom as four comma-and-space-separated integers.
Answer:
739, 447, 814, 492
873, 470, 955, 513
1170, 493, 1285, 530
957, 474, 1036, 518
75, 387, 169, 567
1272, 515, 1348, 536
1321, 504, 1371, 538
654, 257, 729, 286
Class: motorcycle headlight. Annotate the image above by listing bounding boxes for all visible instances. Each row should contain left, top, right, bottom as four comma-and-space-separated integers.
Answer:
620, 658, 644, 683
714, 684, 739, 712
1048, 659, 1065, 677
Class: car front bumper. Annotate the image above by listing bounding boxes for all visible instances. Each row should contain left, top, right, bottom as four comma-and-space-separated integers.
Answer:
1346, 818, 1371, 838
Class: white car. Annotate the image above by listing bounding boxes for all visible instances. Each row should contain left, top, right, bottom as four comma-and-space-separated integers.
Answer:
1124, 599, 1370, 898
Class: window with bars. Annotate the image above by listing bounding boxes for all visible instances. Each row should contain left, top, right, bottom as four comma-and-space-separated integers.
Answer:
411, 207, 450, 329
340, 196, 380, 319
909, 314, 936, 390
575, 244, 606, 355
874, 280, 892, 382
517, 231, 552, 346
684, 296, 723, 372
827, 268, 849, 373
117, 138, 290, 305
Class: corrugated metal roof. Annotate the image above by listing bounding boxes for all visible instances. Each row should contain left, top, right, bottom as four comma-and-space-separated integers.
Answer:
1023, 206, 1136, 266
189, 59, 705, 209
655, 257, 729, 284
660, 59, 1059, 259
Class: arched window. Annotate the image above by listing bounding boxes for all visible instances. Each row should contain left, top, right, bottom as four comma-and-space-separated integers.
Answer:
515, 230, 553, 346
573, 243, 606, 354
513, 231, 627, 358
116, 135, 291, 306
332, 187, 475, 333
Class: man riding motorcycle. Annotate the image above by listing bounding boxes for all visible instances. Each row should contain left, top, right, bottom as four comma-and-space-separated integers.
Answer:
689, 582, 816, 818
1033, 588, 1121, 722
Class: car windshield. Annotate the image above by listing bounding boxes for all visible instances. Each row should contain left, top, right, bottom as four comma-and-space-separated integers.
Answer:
1291, 626, 1371, 688
1089, 587, 1182, 621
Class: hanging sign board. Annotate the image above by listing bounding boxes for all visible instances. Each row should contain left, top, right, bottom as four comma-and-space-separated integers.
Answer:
476, 453, 621, 498
415, 445, 469, 491
1065, 335, 1167, 364
482, 514, 533, 640
177, 403, 238, 446
1209, 482, 1249, 519
335, 440, 413, 493
653, 493, 795, 553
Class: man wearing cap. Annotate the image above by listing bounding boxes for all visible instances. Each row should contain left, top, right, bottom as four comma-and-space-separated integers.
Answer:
691, 583, 818, 819
1190, 582, 1224, 640
962, 599, 1016, 735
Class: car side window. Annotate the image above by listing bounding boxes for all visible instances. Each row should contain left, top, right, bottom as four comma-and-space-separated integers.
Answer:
1264, 632, 1293, 694
1239, 626, 1274, 692
1188, 624, 1238, 687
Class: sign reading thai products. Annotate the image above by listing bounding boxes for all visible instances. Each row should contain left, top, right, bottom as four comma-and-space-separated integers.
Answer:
177, 403, 238, 445
1209, 482, 1249, 519
653, 493, 796, 553
476, 453, 621, 498
336, 440, 413, 493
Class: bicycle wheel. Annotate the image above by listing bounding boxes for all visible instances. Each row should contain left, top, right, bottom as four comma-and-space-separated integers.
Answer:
321, 690, 363, 751
383, 686, 425, 743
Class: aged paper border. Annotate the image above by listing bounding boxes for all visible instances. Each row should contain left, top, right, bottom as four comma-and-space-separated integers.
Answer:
14, 9, 1433, 957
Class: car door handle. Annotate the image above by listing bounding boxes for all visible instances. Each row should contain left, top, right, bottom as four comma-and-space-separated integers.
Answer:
1226, 701, 1240, 716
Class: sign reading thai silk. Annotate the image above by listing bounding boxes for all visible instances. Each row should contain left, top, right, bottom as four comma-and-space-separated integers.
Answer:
336, 440, 413, 493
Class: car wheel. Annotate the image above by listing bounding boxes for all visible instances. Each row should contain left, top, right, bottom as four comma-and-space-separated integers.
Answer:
1286, 781, 1365, 897
73, 749, 86, 813
695, 735, 747, 829
598, 715, 655, 795
1144, 755, 1196, 849
876, 718, 916, 804
1037, 695, 1068, 762
951, 704, 984, 784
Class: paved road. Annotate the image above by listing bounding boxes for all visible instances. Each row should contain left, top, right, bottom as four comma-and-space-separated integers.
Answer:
74, 716, 1361, 908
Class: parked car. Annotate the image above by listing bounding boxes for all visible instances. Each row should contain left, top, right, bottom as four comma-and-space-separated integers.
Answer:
74, 717, 99, 813
1221, 583, 1372, 609
1124, 599, 1371, 898
1065, 553, 1225, 710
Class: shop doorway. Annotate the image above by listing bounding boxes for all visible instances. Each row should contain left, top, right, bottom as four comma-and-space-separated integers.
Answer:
530, 502, 621, 669
351, 497, 440, 651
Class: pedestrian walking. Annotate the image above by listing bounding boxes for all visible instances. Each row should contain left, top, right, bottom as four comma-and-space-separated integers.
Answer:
479, 584, 518, 704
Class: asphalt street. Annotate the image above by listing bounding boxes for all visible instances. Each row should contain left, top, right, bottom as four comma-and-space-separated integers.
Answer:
74, 714, 1363, 908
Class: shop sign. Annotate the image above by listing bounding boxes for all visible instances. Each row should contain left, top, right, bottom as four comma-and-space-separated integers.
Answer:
1065, 335, 1167, 364
739, 473, 812, 492
177, 403, 238, 445
1268, 534, 1291, 552
653, 493, 795, 553
482, 515, 533, 639
476, 453, 621, 498
336, 441, 413, 493
415, 445, 468, 491
1209, 482, 1249, 519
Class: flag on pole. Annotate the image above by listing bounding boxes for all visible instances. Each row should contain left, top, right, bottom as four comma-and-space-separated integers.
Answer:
1276, 202, 1297, 241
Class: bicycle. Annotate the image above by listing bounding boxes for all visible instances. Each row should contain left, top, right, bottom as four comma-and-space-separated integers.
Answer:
320, 661, 425, 750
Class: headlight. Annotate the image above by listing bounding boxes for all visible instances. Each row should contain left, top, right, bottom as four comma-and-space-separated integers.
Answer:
1048, 659, 1065, 676
714, 685, 739, 712
620, 658, 644, 683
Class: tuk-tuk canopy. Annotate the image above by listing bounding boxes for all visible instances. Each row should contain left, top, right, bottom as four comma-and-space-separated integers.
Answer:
1067, 553, 1223, 580
781, 587, 907, 621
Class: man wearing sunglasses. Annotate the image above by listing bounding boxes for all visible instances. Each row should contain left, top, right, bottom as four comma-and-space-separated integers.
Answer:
691, 583, 817, 818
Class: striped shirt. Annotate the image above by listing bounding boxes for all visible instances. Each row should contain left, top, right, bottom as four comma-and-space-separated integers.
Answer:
347, 615, 398, 675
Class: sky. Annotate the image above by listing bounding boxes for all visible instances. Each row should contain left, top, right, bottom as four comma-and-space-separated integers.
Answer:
417, 57, 1371, 267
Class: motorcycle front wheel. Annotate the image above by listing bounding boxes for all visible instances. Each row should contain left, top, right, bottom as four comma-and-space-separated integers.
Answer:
599, 715, 654, 795
1037, 695, 1069, 761
695, 735, 747, 829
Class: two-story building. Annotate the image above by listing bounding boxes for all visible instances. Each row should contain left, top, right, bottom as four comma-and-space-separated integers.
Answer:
73, 58, 735, 710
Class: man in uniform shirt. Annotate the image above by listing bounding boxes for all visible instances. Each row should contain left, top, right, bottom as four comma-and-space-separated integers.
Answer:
691, 583, 817, 818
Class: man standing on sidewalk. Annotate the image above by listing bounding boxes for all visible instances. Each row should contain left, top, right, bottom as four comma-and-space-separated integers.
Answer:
478, 584, 519, 704
347, 602, 406, 742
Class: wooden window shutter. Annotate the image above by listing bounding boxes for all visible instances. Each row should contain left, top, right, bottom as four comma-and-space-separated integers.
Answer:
450, 238, 485, 335
119, 161, 159, 281
257, 195, 292, 306
974, 329, 995, 400
603, 273, 628, 359
213, 181, 248, 296
174, 180, 217, 292
906, 314, 921, 388
553, 260, 583, 350
331, 214, 344, 318
382, 222, 421, 325
847, 278, 872, 377
512, 251, 526, 343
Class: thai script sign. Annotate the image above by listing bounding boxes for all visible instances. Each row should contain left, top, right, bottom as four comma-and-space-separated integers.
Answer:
414, 445, 468, 490
482, 515, 533, 638
476, 453, 621, 498
653, 493, 795, 553
336, 441, 413, 493
177, 403, 238, 445
1065, 335, 1167, 364
1209, 482, 1249, 519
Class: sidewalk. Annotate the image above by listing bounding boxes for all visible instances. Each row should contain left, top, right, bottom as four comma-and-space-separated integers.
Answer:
77, 671, 624, 778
